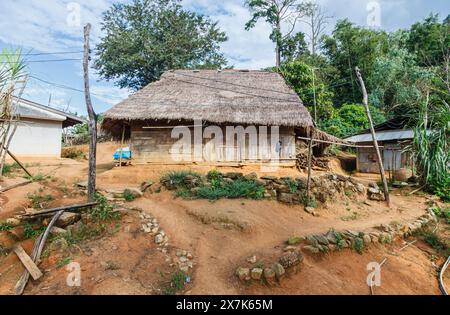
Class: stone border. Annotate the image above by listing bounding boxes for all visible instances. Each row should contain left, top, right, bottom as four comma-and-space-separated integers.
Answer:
235, 208, 437, 286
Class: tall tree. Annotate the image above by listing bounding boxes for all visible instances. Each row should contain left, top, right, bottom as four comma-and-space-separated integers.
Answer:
322, 19, 389, 105
95, 0, 228, 90
299, 1, 331, 56
245, 0, 306, 68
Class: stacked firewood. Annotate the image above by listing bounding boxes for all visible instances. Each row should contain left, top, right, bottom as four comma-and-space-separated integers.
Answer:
296, 153, 330, 171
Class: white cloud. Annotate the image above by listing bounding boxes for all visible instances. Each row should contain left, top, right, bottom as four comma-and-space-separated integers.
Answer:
91, 85, 131, 106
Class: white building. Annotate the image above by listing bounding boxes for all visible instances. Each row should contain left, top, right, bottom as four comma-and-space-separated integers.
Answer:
7, 98, 85, 158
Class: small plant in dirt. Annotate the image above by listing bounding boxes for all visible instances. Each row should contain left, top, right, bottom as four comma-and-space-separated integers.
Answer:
25, 173, 49, 182
353, 237, 364, 254
161, 170, 201, 188
301, 192, 318, 208
417, 230, 449, 257
1, 163, 20, 176
0, 222, 13, 231
123, 189, 137, 202
283, 178, 298, 193
430, 206, 450, 224
61, 147, 86, 160
23, 222, 46, 239
162, 271, 187, 295
28, 192, 54, 208
60, 223, 105, 246
90, 193, 120, 222
330, 229, 345, 250
56, 256, 72, 268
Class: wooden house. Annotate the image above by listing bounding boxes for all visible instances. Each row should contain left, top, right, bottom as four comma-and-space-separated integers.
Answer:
102, 69, 335, 165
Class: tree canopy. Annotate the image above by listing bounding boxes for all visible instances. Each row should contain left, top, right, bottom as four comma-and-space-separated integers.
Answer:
95, 0, 228, 90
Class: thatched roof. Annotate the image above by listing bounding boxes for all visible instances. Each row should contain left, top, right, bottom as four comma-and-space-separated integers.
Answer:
103, 69, 314, 133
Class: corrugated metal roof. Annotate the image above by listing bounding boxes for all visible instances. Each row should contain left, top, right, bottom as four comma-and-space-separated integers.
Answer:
10, 97, 86, 127
344, 130, 415, 143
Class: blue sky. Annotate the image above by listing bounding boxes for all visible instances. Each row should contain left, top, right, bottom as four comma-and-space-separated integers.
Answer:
0, 0, 448, 116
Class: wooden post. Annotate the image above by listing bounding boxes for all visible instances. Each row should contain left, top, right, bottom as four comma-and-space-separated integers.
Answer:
306, 128, 313, 207
355, 67, 390, 206
83, 23, 97, 202
3, 146, 32, 178
119, 124, 125, 167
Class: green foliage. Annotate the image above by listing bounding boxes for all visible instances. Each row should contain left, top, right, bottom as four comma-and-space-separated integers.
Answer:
301, 192, 318, 208
1, 163, 20, 176
280, 59, 335, 121
0, 222, 13, 231
319, 103, 385, 138
162, 170, 201, 188
332, 230, 345, 250
90, 193, 120, 222
407, 100, 449, 201
28, 192, 54, 208
353, 237, 364, 254
61, 223, 105, 245
431, 206, 450, 224
26, 173, 47, 182
322, 19, 390, 105
419, 230, 449, 257
283, 178, 298, 193
95, 0, 228, 90
23, 222, 45, 239
56, 256, 72, 269
194, 179, 265, 201
123, 189, 137, 202
163, 271, 187, 295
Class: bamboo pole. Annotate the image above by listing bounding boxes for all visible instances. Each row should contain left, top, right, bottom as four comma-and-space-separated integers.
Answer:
355, 67, 390, 207
296, 136, 385, 148
306, 128, 313, 207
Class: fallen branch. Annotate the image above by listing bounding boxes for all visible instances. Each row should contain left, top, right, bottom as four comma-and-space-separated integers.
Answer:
0, 180, 32, 193
15, 210, 65, 295
408, 185, 425, 195
19, 202, 98, 220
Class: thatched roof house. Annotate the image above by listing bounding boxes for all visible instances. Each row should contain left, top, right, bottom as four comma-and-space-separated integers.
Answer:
103, 69, 328, 164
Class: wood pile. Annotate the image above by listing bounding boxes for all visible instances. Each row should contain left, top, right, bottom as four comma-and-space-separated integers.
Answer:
296, 153, 330, 171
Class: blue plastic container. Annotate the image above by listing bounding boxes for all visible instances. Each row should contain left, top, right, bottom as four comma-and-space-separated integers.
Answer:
113, 147, 132, 160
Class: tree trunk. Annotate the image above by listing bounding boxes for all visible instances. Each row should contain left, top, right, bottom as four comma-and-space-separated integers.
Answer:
275, 19, 281, 68
83, 23, 97, 202
355, 67, 390, 207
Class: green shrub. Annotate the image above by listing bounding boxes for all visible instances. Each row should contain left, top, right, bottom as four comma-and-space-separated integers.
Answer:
195, 179, 265, 201
23, 222, 45, 239
123, 189, 136, 202
161, 170, 201, 188
1, 163, 20, 176
90, 193, 120, 221
0, 222, 13, 231
283, 178, 298, 193
28, 193, 54, 208
353, 237, 364, 254
163, 271, 187, 295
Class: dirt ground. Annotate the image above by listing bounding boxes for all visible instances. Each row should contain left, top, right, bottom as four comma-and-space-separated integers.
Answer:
0, 142, 448, 295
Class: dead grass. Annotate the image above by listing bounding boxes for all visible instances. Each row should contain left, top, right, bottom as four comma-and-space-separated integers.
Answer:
186, 209, 249, 232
